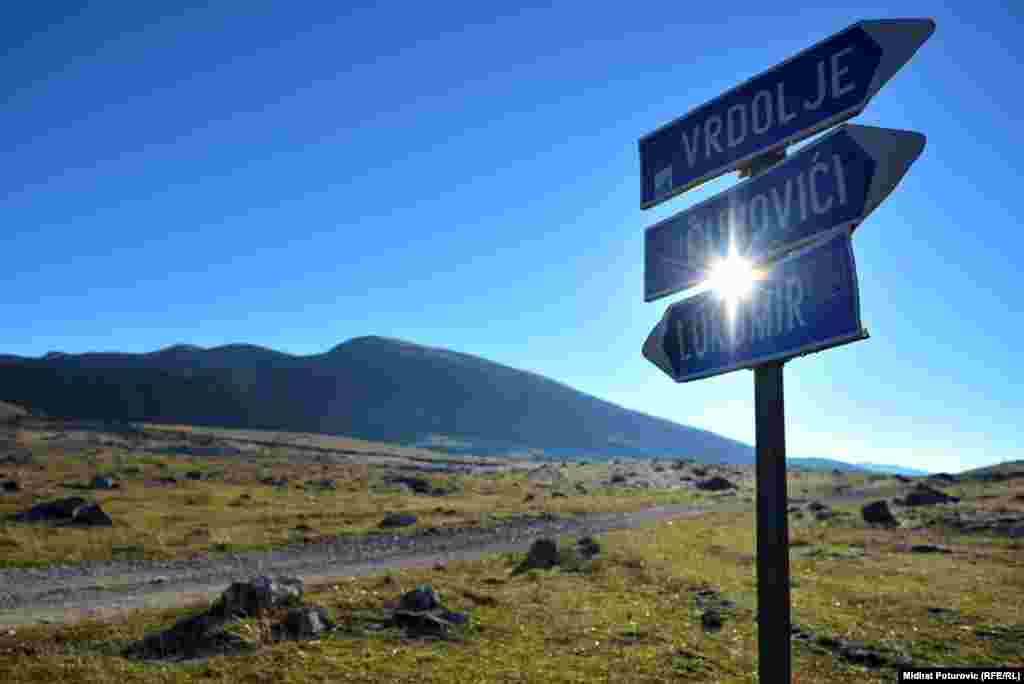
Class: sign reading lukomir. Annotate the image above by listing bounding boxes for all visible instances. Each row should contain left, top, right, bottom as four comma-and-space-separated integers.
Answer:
642, 228, 866, 383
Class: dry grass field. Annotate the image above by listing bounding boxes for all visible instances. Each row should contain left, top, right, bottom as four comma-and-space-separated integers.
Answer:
0, 421, 1021, 682
1, 509, 1021, 683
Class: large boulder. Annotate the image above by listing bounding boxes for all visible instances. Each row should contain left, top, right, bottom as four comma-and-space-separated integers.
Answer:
15, 496, 88, 522
696, 476, 736, 491
213, 575, 304, 619
862, 500, 897, 525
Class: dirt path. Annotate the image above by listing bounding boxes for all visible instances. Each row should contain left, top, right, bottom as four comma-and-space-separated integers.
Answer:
0, 504, 713, 628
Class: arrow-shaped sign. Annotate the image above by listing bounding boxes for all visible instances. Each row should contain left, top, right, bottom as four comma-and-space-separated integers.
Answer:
639, 18, 934, 209
644, 124, 925, 302
643, 227, 867, 383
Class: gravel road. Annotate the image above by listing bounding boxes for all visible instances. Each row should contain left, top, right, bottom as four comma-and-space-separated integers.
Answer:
0, 504, 711, 627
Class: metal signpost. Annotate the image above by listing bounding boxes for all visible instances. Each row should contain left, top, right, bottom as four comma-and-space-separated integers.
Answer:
637, 18, 934, 683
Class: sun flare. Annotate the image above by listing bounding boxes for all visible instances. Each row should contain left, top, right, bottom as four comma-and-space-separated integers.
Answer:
708, 251, 757, 303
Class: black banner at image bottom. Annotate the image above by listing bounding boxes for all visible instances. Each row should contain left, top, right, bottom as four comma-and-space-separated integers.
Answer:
898, 668, 1023, 682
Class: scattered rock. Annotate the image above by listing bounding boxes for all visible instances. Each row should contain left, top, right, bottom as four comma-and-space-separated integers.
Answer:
124, 609, 249, 661
807, 501, 828, 512
213, 575, 304, 619
909, 544, 951, 554
814, 509, 836, 521
306, 478, 336, 490
577, 536, 602, 558
696, 476, 736, 491
14, 496, 88, 522
839, 642, 886, 668
90, 475, 119, 490
514, 538, 559, 573
693, 468, 707, 477
185, 471, 206, 481
523, 493, 536, 502
441, 610, 469, 625
903, 483, 958, 506
259, 476, 288, 487
399, 585, 442, 612
70, 503, 113, 526
1, 480, 18, 492
693, 587, 736, 612
380, 512, 418, 528
610, 473, 627, 484
390, 584, 468, 636
701, 609, 723, 632
151, 576, 169, 585
283, 606, 335, 638
386, 476, 431, 494
862, 500, 898, 525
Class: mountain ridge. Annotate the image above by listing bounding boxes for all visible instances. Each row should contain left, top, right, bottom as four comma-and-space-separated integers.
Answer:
0, 336, 756, 463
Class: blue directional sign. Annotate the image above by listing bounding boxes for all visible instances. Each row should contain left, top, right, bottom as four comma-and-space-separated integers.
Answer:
642, 228, 867, 383
644, 124, 925, 302
639, 18, 934, 209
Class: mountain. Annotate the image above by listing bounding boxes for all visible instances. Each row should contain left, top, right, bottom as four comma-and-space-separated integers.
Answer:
855, 462, 931, 477
788, 457, 870, 472
0, 336, 754, 463
789, 457, 930, 476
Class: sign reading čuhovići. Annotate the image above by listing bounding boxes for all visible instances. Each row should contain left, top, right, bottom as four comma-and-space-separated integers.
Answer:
642, 228, 867, 383
639, 19, 934, 209
643, 124, 925, 301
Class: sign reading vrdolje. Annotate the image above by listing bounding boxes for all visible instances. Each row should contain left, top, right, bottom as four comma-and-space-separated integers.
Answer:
643, 124, 926, 302
642, 228, 866, 383
639, 19, 934, 209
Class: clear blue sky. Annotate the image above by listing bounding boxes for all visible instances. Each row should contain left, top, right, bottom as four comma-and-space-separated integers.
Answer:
3, 2, 1021, 473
